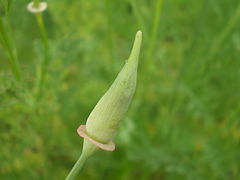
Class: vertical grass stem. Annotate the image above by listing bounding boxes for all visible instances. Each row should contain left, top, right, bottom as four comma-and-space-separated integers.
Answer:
0, 15, 22, 82
33, 5, 49, 100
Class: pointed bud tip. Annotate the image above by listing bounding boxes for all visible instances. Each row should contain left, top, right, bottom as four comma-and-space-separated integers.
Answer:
128, 30, 142, 62
136, 30, 142, 40
136, 30, 142, 36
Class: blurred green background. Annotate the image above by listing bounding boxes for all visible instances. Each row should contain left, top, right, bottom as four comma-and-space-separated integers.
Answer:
0, 0, 240, 179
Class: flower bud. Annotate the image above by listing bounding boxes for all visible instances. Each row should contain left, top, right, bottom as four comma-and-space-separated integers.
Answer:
66, 31, 142, 180
78, 31, 142, 158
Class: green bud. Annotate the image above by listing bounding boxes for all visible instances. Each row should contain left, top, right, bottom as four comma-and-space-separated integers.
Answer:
86, 31, 142, 141
80, 30, 142, 155
65, 31, 142, 180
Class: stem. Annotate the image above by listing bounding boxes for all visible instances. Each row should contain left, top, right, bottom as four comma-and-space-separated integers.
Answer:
0, 12, 22, 82
7, 0, 11, 11
129, 0, 147, 35
147, 0, 164, 61
65, 154, 87, 180
207, 4, 240, 60
34, 12, 49, 100
143, 0, 164, 81
33, 0, 40, 6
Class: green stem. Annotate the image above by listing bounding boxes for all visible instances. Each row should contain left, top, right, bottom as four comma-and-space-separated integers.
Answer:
7, 0, 11, 11
143, 0, 164, 81
34, 12, 49, 100
129, 0, 147, 35
33, 0, 40, 6
65, 154, 87, 180
147, 0, 164, 61
0, 14, 22, 82
207, 4, 240, 60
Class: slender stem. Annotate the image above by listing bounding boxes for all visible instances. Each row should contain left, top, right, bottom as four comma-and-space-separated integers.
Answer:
34, 11, 49, 100
147, 0, 164, 61
129, 0, 148, 35
0, 0, 4, 12
0, 12, 22, 82
65, 155, 87, 180
143, 0, 164, 79
207, 4, 240, 60
7, 0, 11, 11
33, 0, 40, 5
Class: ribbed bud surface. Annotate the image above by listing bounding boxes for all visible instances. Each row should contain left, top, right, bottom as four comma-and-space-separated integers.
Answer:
85, 31, 142, 143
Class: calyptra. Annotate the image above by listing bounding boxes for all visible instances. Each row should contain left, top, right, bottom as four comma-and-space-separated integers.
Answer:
66, 31, 142, 180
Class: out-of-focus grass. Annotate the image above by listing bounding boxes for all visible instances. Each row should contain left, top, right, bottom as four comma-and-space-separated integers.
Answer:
0, 0, 240, 179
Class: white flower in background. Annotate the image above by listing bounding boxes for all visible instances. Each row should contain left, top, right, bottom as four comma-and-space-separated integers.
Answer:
27, 1, 47, 13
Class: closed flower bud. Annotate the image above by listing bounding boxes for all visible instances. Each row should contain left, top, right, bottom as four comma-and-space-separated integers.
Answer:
66, 31, 142, 180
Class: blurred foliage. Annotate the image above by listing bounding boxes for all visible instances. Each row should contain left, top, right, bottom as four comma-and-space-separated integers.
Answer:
0, 0, 240, 179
